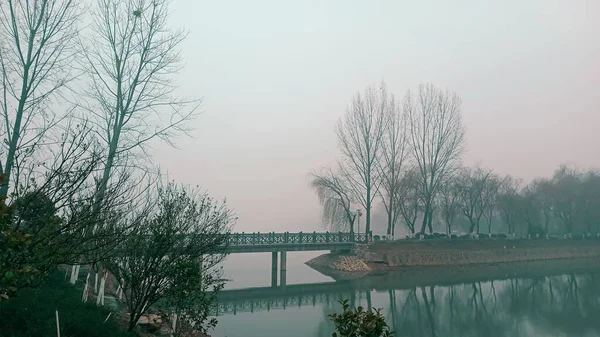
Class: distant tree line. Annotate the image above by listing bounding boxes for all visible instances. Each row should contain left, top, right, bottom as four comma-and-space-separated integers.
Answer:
311, 81, 599, 239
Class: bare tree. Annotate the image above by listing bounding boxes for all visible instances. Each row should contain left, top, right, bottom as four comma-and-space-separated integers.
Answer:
456, 167, 494, 236
0, 0, 80, 196
337, 83, 387, 236
395, 167, 421, 236
480, 174, 501, 237
81, 0, 200, 211
528, 178, 554, 237
580, 170, 600, 236
75, 0, 201, 296
106, 181, 235, 332
379, 87, 410, 239
405, 84, 465, 236
438, 176, 460, 240
497, 175, 522, 238
520, 184, 543, 237
548, 165, 583, 237
311, 169, 357, 232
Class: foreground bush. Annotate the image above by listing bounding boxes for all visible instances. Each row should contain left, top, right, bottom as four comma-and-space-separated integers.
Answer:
329, 299, 394, 337
0, 273, 133, 337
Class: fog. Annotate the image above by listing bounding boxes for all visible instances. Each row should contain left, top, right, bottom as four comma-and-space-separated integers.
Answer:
152, 0, 600, 234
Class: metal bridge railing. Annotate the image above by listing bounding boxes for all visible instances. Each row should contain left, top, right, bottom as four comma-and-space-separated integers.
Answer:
225, 231, 369, 246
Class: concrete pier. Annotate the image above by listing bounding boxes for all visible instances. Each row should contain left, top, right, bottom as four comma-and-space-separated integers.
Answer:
270, 251, 288, 287
280, 251, 287, 287
271, 252, 278, 287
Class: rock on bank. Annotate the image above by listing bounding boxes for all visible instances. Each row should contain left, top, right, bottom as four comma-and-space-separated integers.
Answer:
306, 253, 372, 279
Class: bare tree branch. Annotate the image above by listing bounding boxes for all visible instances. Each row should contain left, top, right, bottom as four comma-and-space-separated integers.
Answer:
379, 84, 410, 238
0, 0, 81, 196
405, 83, 465, 235
337, 82, 387, 235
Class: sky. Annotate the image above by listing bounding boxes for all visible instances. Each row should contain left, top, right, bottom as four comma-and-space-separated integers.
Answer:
150, 0, 600, 234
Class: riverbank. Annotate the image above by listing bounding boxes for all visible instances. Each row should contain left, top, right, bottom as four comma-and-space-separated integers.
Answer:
306, 239, 600, 277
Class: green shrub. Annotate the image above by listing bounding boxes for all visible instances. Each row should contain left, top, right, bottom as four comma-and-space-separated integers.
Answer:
329, 299, 394, 337
0, 273, 134, 337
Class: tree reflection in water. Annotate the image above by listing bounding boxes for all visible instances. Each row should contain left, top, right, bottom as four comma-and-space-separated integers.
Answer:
315, 273, 600, 337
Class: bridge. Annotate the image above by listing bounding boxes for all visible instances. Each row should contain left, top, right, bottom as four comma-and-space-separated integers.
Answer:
219, 231, 370, 287
222, 231, 369, 253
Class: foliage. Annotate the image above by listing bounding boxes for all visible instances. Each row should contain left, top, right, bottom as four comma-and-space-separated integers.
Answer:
329, 299, 394, 337
159, 258, 224, 337
0, 177, 62, 299
0, 273, 135, 337
106, 181, 235, 331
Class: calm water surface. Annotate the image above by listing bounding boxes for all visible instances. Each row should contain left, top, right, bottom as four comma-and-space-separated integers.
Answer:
213, 253, 600, 337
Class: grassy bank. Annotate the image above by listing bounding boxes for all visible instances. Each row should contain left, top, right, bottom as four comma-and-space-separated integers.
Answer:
0, 273, 134, 337
308, 239, 600, 278
370, 237, 600, 252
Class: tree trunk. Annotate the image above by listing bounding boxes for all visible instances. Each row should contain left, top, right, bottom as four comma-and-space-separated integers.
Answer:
0, 46, 33, 196
419, 202, 430, 234
427, 208, 434, 234
365, 205, 371, 237
387, 193, 393, 236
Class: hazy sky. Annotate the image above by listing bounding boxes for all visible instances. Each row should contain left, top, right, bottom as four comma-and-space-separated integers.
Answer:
151, 0, 600, 233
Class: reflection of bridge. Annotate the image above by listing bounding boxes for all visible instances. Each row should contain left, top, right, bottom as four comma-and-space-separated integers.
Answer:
213, 259, 600, 316
213, 281, 370, 316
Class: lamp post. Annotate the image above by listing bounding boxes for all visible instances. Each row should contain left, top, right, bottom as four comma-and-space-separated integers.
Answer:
356, 209, 363, 235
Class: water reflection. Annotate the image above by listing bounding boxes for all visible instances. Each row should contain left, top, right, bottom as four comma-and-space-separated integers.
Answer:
213, 262, 600, 337
379, 274, 600, 337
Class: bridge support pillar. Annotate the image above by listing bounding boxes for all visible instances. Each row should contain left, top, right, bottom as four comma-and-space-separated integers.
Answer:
271, 252, 278, 287
280, 250, 287, 287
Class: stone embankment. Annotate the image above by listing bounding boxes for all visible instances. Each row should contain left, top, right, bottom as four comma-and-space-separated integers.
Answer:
307, 254, 370, 272
307, 240, 600, 275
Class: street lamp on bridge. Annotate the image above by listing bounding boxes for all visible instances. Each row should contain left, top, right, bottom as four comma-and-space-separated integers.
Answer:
356, 209, 363, 235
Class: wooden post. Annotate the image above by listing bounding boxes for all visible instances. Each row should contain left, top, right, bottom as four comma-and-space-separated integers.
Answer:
55, 310, 61, 337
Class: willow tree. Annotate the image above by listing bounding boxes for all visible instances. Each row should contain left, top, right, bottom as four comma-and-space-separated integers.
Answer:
337, 83, 387, 236
311, 169, 357, 232
405, 84, 465, 236
0, 0, 80, 196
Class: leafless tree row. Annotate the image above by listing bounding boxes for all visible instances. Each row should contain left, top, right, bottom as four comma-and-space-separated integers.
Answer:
311, 81, 600, 240
311, 82, 465, 238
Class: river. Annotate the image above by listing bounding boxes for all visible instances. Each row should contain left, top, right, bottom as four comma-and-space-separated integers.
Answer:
212, 252, 600, 337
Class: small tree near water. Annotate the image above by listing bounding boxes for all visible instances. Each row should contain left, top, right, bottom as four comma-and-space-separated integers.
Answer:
106, 181, 235, 332
329, 300, 394, 337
